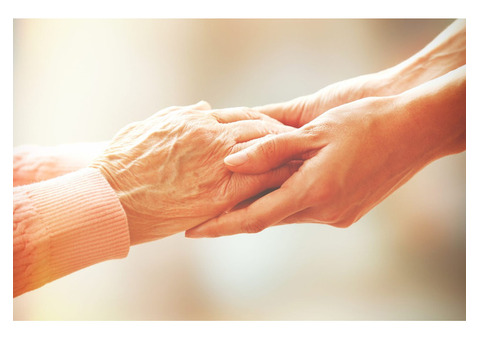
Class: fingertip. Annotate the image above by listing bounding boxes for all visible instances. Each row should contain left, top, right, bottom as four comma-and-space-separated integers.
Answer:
185, 225, 210, 238
185, 218, 222, 238
224, 151, 249, 167
224, 152, 269, 174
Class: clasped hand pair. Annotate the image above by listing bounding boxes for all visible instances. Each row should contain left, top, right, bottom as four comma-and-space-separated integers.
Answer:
91, 65, 465, 244
92, 20, 465, 243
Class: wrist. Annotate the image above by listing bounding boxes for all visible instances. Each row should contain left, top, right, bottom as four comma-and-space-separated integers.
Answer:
379, 56, 437, 97
90, 155, 177, 246
392, 66, 465, 164
378, 20, 465, 98
373, 59, 431, 98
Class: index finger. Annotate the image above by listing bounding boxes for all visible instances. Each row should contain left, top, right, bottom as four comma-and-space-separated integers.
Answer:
185, 186, 303, 238
210, 107, 282, 124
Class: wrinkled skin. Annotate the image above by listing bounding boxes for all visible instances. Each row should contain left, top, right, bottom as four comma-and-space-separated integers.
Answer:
90, 102, 297, 245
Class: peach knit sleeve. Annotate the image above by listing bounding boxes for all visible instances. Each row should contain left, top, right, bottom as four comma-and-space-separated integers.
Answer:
13, 168, 130, 297
13, 142, 108, 187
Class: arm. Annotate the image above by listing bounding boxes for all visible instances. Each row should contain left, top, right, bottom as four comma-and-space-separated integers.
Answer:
14, 141, 108, 186
14, 101, 296, 296
256, 19, 465, 127
14, 168, 130, 297
383, 19, 466, 96
185, 65, 465, 237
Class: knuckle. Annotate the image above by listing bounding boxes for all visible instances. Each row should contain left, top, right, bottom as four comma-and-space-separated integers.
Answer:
321, 209, 343, 225
210, 111, 220, 121
331, 219, 354, 229
239, 107, 259, 119
313, 180, 340, 204
229, 143, 244, 155
302, 123, 323, 140
206, 227, 223, 238
292, 97, 308, 115
241, 216, 266, 234
257, 138, 277, 157
321, 206, 355, 228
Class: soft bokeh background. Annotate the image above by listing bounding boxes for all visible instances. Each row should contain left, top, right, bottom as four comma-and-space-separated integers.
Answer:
13, 19, 465, 320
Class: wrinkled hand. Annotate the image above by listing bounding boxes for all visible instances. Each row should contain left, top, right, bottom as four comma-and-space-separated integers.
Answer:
186, 66, 465, 237
90, 101, 297, 245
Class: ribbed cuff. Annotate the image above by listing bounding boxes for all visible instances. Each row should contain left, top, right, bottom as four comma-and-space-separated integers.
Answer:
14, 168, 130, 296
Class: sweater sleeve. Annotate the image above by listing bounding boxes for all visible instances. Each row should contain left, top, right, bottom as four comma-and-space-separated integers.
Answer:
13, 142, 108, 187
13, 168, 130, 297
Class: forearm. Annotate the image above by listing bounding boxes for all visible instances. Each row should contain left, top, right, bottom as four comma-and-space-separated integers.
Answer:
269, 20, 466, 127
393, 65, 465, 167
14, 141, 109, 186
378, 19, 466, 97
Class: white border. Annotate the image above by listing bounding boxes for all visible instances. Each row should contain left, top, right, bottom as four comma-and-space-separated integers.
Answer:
3, 1, 477, 339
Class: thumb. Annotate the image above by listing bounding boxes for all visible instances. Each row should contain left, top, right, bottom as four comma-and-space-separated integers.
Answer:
254, 95, 311, 128
224, 131, 310, 174
189, 100, 211, 111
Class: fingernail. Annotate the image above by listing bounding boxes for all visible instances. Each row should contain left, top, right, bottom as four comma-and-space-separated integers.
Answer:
224, 151, 249, 166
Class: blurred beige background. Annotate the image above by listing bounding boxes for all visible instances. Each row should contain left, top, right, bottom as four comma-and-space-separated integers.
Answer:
13, 19, 465, 320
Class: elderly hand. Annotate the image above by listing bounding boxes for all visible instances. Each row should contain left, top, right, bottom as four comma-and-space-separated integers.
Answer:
90, 101, 298, 245
186, 66, 465, 237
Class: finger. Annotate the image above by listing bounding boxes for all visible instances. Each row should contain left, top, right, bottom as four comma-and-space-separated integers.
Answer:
228, 120, 295, 143
231, 160, 302, 204
224, 130, 315, 174
254, 95, 311, 128
231, 139, 309, 166
185, 185, 303, 238
227, 188, 276, 213
274, 207, 319, 225
211, 107, 280, 124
